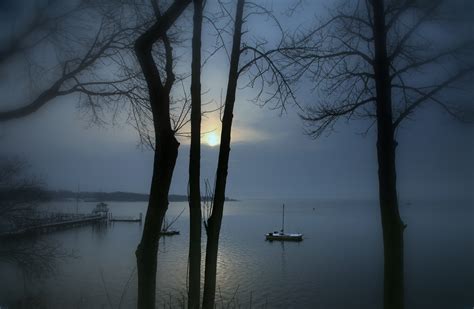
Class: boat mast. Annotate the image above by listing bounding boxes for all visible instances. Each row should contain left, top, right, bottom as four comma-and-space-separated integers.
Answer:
76, 183, 80, 214
281, 204, 285, 233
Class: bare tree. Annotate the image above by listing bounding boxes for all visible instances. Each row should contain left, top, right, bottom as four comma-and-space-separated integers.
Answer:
0, 0, 143, 123
0, 157, 71, 278
0, 1, 193, 307
0, 157, 44, 228
285, 0, 474, 308
132, 1, 192, 308
201, 1, 298, 307
188, 0, 204, 308
201, 2, 246, 306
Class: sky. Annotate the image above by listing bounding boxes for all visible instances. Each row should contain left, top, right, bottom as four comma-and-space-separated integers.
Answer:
0, 0, 473, 201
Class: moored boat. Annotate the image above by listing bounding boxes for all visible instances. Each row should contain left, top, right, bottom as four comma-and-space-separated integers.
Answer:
92, 202, 109, 217
159, 230, 180, 236
265, 231, 303, 241
265, 204, 303, 241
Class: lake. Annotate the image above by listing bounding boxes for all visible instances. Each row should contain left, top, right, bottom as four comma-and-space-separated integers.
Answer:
0, 199, 472, 308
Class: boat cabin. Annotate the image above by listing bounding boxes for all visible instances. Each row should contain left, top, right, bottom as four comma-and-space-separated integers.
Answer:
92, 202, 109, 216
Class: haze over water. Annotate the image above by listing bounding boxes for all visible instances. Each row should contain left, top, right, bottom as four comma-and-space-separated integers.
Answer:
0, 199, 472, 308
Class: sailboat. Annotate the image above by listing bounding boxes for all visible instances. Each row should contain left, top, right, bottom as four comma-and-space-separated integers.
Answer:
159, 216, 180, 236
265, 204, 303, 241
159, 208, 184, 236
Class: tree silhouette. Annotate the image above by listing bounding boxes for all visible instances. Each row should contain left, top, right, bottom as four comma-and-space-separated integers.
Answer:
201, 2, 246, 307
0, 1, 193, 308
132, 1, 192, 308
201, 1, 298, 307
285, 0, 473, 308
0, 0, 142, 123
0, 157, 71, 278
188, 0, 204, 307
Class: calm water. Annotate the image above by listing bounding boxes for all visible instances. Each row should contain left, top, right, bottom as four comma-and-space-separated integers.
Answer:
0, 199, 473, 308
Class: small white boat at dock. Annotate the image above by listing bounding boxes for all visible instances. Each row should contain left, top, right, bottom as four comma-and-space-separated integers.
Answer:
92, 202, 109, 216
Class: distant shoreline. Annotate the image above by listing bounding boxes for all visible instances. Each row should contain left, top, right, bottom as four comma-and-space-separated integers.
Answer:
45, 190, 238, 202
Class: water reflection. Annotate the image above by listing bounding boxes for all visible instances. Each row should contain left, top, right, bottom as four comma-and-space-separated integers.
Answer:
280, 241, 287, 275
91, 221, 110, 240
0, 199, 472, 308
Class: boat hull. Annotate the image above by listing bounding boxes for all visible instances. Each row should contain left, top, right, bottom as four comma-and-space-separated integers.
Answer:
160, 230, 180, 236
265, 233, 303, 241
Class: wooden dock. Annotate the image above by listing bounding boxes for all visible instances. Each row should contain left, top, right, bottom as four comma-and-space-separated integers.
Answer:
0, 214, 107, 238
109, 213, 142, 223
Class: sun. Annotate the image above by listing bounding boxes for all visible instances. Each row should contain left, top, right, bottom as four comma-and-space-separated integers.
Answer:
205, 132, 220, 147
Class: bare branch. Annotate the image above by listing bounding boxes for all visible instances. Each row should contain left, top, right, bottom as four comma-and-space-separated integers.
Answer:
301, 97, 376, 138
393, 67, 474, 127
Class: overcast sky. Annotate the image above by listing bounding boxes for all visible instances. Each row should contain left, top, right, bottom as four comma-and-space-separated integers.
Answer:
0, 0, 473, 200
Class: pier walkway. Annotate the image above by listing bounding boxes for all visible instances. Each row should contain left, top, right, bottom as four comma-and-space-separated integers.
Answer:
0, 213, 107, 238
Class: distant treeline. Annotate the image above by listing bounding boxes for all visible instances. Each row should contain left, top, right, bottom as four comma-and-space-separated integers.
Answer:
44, 190, 237, 202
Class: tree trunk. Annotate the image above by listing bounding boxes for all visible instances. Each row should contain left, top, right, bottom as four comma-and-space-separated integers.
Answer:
136, 132, 179, 309
202, 1, 245, 308
188, 0, 203, 308
134, 4, 190, 305
371, 1, 405, 309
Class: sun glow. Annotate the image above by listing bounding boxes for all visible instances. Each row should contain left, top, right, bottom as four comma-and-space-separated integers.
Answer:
205, 132, 220, 147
